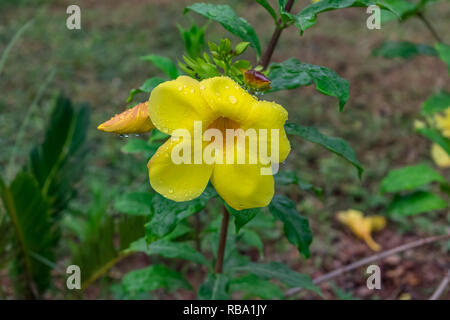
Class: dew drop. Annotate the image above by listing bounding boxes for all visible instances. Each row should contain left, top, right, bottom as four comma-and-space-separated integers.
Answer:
228, 95, 237, 104
168, 188, 174, 194
177, 86, 183, 91
200, 85, 205, 90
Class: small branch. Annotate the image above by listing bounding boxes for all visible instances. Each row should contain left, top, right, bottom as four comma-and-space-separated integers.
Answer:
214, 205, 230, 274
417, 12, 442, 43
260, 0, 295, 70
429, 270, 450, 300
285, 234, 450, 297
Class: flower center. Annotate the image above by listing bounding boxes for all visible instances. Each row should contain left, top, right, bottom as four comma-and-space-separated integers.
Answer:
207, 117, 241, 134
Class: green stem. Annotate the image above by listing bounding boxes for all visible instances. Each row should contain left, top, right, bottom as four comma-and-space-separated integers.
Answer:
417, 12, 442, 43
260, 0, 296, 70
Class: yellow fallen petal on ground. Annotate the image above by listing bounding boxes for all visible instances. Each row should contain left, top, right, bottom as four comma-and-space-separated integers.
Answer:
337, 209, 386, 251
98, 102, 154, 134
431, 143, 450, 168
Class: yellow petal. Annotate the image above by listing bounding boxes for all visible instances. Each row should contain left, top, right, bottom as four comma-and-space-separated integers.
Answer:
243, 100, 291, 162
337, 209, 384, 251
148, 76, 216, 136
364, 234, 381, 252
98, 102, 154, 134
368, 215, 386, 231
431, 143, 450, 168
147, 137, 213, 202
199, 76, 257, 122
211, 144, 274, 210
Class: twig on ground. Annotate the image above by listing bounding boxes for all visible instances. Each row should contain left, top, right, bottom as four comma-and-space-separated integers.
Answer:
429, 269, 450, 300
285, 234, 450, 297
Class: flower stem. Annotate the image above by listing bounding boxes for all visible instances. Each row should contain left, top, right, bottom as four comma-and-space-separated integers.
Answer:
214, 205, 230, 274
417, 12, 442, 43
260, 0, 296, 70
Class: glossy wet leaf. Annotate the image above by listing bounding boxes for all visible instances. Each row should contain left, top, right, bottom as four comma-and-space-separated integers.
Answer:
269, 195, 312, 258
269, 58, 349, 110
285, 123, 363, 178
185, 3, 261, 58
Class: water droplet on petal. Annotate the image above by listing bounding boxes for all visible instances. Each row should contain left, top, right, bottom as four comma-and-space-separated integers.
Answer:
168, 188, 174, 194
178, 86, 183, 91
229, 96, 237, 104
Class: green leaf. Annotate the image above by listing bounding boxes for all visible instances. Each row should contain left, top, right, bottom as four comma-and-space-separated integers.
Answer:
128, 238, 208, 265
421, 91, 450, 116
285, 123, 363, 178
256, 0, 278, 22
380, 164, 445, 194
140, 55, 179, 79
0, 172, 55, 297
275, 170, 323, 196
122, 265, 191, 294
417, 127, 450, 154
229, 274, 283, 299
198, 273, 229, 300
240, 229, 264, 257
388, 191, 447, 216
146, 187, 216, 241
127, 77, 165, 103
288, 0, 391, 34
436, 43, 450, 73
150, 129, 170, 142
372, 41, 437, 59
28, 95, 90, 216
185, 3, 261, 59
114, 192, 154, 216
269, 58, 349, 110
234, 262, 321, 295
225, 204, 261, 233
177, 23, 207, 59
269, 195, 312, 258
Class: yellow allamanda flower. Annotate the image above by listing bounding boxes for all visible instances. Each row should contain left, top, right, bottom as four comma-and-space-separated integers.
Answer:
337, 209, 386, 251
435, 109, 450, 138
431, 143, 450, 168
98, 76, 291, 210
